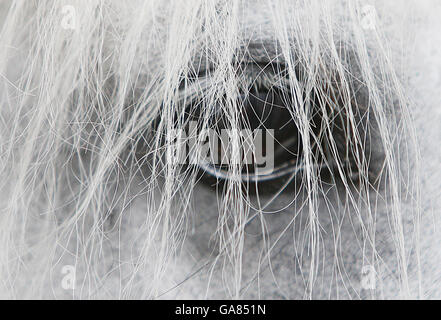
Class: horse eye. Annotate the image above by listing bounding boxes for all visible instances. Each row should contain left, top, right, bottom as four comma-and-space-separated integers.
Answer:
195, 85, 308, 182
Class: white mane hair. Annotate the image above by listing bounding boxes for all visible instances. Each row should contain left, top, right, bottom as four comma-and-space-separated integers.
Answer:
0, 0, 439, 299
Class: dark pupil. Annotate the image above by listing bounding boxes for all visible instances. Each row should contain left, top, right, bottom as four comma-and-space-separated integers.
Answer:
202, 86, 303, 180
239, 89, 301, 172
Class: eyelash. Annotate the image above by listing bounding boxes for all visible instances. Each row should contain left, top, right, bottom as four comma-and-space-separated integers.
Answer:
176, 63, 305, 183
170, 61, 361, 185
